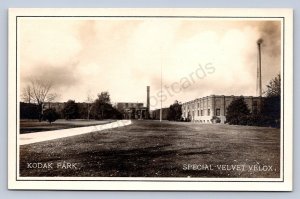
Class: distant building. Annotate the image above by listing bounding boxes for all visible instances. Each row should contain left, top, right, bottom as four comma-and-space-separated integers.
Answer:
25, 86, 151, 120
151, 108, 169, 120
181, 95, 262, 124
114, 86, 151, 119
115, 102, 148, 119
44, 102, 66, 112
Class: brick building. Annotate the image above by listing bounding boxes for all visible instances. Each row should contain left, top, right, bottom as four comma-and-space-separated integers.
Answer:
181, 95, 262, 124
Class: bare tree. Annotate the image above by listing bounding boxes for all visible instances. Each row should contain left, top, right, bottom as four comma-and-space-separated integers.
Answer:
86, 91, 94, 120
21, 85, 32, 103
23, 78, 59, 121
30, 79, 56, 104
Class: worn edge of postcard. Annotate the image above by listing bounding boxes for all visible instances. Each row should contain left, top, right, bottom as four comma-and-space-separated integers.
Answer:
7, 8, 293, 191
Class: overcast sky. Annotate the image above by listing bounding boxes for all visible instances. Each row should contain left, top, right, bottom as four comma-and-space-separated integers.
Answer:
20, 18, 281, 109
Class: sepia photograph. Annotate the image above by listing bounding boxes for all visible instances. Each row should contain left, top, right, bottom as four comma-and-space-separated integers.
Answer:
8, 8, 293, 191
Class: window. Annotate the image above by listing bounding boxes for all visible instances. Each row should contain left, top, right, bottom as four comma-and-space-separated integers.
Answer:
216, 108, 220, 116
197, 110, 200, 116
208, 109, 210, 116
201, 110, 203, 116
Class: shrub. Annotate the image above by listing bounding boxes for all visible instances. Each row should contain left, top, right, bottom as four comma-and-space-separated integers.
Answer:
211, 116, 221, 123
184, 117, 191, 122
43, 108, 59, 124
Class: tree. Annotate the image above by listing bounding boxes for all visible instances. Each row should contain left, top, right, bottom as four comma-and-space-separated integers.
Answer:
92, 102, 122, 120
29, 78, 58, 104
264, 74, 281, 97
62, 100, 79, 120
91, 92, 122, 120
226, 97, 250, 125
96, 92, 111, 119
77, 103, 89, 119
97, 92, 111, 104
43, 108, 59, 124
167, 100, 182, 121
261, 74, 281, 127
22, 78, 59, 121
21, 85, 32, 103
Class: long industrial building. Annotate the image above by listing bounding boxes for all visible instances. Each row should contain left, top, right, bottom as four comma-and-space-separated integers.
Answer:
181, 95, 262, 124
182, 39, 265, 124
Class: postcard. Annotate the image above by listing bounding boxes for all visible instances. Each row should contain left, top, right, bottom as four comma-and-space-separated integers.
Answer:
8, 8, 293, 191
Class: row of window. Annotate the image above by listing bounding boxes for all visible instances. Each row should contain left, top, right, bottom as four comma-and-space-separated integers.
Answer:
196, 108, 221, 116
184, 108, 221, 117
184, 101, 259, 110
185, 105, 260, 118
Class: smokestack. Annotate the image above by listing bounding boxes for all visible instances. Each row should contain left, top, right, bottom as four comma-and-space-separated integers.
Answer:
146, 86, 150, 118
256, 39, 263, 97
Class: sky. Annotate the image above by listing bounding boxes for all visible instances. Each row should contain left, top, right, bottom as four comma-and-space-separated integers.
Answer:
19, 18, 281, 109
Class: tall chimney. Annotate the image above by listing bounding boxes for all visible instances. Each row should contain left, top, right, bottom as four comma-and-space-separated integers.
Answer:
256, 39, 263, 97
146, 86, 150, 118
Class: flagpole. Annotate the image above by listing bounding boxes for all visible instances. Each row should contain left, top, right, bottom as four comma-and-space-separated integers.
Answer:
160, 48, 162, 122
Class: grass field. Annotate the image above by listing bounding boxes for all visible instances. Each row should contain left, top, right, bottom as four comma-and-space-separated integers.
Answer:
19, 120, 280, 178
20, 119, 115, 134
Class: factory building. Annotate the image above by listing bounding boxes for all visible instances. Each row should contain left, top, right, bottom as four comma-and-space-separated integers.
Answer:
181, 95, 262, 124
115, 102, 148, 119
182, 39, 265, 124
115, 86, 150, 119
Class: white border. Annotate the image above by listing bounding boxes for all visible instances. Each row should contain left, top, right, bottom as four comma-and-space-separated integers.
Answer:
8, 8, 293, 191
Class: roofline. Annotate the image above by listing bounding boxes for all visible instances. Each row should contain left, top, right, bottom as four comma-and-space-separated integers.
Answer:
182, 95, 264, 105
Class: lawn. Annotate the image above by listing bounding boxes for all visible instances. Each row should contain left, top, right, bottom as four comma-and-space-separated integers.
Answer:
19, 120, 280, 178
20, 119, 115, 134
